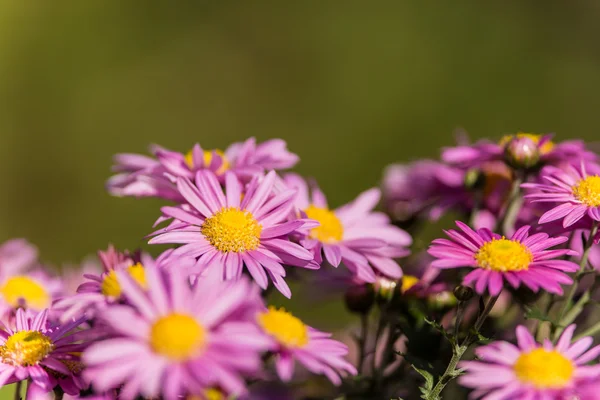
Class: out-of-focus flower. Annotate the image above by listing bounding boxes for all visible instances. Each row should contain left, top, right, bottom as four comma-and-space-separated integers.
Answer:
429, 222, 578, 295
284, 174, 411, 282
84, 266, 270, 400
59, 258, 102, 296
149, 171, 318, 298
107, 138, 298, 201
258, 306, 357, 385
0, 309, 93, 396
459, 325, 600, 399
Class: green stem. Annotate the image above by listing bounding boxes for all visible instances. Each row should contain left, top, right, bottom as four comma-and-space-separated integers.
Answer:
13, 381, 21, 400
357, 313, 369, 375
574, 319, 600, 341
497, 175, 524, 235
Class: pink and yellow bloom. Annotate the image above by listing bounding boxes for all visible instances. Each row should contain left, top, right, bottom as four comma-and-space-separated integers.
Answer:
284, 174, 411, 282
258, 307, 357, 385
149, 170, 318, 298
429, 222, 578, 295
459, 325, 600, 399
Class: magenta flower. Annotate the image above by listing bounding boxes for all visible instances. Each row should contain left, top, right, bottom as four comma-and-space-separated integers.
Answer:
428, 222, 578, 295
0, 267, 62, 317
459, 325, 600, 399
107, 138, 298, 201
83, 266, 271, 399
0, 309, 93, 396
149, 170, 318, 298
284, 174, 411, 282
523, 163, 600, 228
257, 307, 357, 385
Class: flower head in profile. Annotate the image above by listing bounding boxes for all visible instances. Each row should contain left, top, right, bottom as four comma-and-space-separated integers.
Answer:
428, 222, 578, 295
284, 174, 411, 282
258, 307, 357, 385
83, 266, 270, 400
149, 170, 318, 298
107, 138, 299, 201
0, 309, 93, 396
459, 325, 600, 399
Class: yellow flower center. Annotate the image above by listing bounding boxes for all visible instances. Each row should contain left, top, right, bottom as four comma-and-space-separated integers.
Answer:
0, 276, 50, 310
258, 307, 308, 348
100, 263, 147, 298
475, 239, 532, 272
514, 348, 574, 389
150, 314, 206, 361
201, 207, 262, 253
185, 149, 230, 175
0, 331, 54, 366
304, 205, 344, 243
401, 275, 420, 293
573, 175, 600, 207
499, 133, 554, 155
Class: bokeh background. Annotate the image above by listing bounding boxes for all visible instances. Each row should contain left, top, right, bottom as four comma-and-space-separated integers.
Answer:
2, 1, 600, 397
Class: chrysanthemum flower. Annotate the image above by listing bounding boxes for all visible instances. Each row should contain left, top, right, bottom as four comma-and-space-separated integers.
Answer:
0, 269, 61, 317
459, 325, 600, 399
107, 138, 298, 201
0, 308, 93, 396
83, 266, 270, 399
428, 222, 578, 295
149, 170, 318, 298
257, 307, 357, 385
523, 163, 600, 228
283, 174, 411, 282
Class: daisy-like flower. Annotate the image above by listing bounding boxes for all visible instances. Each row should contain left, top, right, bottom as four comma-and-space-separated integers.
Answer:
0, 269, 62, 317
107, 138, 299, 201
428, 222, 578, 295
283, 174, 411, 282
459, 324, 600, 399
83, 266, 271, 400
523, 163, 600, 228
257, 306, 357, 385
0, 308, 93, 396
149, 170, 318, 298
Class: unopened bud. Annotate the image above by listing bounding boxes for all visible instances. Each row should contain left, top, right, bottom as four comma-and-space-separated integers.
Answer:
464, 168, 485, 191
427, 291, 457, 310
504, 136, 541, 169
344, 284, 375, 314
453, 285, 474, 302
374, 277, 398, 304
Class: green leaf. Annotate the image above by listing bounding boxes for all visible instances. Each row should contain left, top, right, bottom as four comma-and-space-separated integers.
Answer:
523, 306, 555, 324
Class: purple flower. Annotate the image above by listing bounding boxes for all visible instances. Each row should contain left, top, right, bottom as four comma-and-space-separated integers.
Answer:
428, 222, 579, 295
107, 138, 298, 201
459, 325, 600, 399
83, 266, 270, 399
284, 174, 411, 282
257, 307, 357, 385
149, 170, 318, 298
0, 309, 93, 396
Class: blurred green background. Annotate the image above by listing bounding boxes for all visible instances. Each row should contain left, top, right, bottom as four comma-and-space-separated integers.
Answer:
2, 1, 600, 396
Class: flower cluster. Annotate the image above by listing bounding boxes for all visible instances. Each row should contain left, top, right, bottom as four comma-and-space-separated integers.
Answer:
4, 133, 600, 399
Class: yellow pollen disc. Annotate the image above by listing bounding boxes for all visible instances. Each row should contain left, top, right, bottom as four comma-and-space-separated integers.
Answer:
258, 307, 308, 348
401, 275, 420, 293
201, 207, 262, 253
100, 263, 147, 298
498, 133, 554, 155
184, 149, 230, 175
514, 348, 574, 389
305, 205, 344, 243
475, 239, 532, 272
0, 276, 50, 310
0, 331, 54, 366
573, 176, 600, 207
150, 314, 206, 361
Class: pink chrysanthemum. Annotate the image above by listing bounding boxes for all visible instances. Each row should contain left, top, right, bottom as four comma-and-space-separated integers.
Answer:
83, 266, 270, 399
0, 309, 93, 396
523, 163, 600, 228
257, 307, 357, 385
107, 138, 298, 201
459, 325, 600, 399
283, 174, 411, 282
149, 170, 318, 298
428, 222, 578, 295
0, 267, 61, 317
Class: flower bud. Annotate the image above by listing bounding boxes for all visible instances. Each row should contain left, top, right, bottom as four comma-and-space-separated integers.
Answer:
504, 136, 541, 169
453, 285, 474, 302
464, 168, 485, 191
344, 284, 375, 314
427, 291, 457, 310
374, 277, 398, 304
